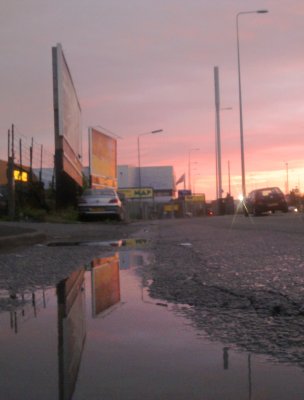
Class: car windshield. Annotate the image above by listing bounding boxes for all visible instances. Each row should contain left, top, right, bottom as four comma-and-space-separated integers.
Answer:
258, 188, 281, 197
83, 189, 116, 197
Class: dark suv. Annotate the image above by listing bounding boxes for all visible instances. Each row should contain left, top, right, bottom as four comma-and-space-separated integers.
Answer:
244, 187, 288, 216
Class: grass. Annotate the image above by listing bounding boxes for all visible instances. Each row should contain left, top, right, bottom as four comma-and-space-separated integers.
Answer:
0, 207, 80, 223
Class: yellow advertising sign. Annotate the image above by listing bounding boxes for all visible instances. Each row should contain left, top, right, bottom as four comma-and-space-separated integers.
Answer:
118, 188, 153, 199
163, 204, 179, 212
185, 194, 205, 202
14, 170, 28, 182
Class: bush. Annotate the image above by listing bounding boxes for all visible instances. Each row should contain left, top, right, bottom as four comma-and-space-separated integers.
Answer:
19, 207, 48, 222
45, 207, 79, 223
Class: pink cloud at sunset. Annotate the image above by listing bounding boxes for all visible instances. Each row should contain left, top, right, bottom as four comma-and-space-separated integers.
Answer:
1, 0, 304, 200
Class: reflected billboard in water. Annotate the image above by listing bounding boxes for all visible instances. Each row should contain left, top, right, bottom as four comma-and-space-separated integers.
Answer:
91, 254, 120, 317
57, 268, 86, 400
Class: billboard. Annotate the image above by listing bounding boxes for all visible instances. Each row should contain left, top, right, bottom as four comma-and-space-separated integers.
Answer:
89, 127, 117, 188
52, 43, 83, 192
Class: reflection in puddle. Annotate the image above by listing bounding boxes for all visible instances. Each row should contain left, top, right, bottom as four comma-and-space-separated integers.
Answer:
47, 238, 148, 248
57, 268, 86, 400
91, 255, 120, 317
1, 250, 304, 400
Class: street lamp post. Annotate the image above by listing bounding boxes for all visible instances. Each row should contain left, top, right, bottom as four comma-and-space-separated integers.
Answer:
236, 9, 268, 198
188, 148, 200, 192
228, 160, 231, 195
285, 162, 289, 195
137, 129, 163, 217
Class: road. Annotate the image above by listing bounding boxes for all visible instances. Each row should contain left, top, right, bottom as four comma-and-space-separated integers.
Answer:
143, 212, 304, 369
1, 212, 304, 369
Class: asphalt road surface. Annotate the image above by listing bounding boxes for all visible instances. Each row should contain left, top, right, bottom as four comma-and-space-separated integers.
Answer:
144, 212, 304, 369
1, 212, 304, 369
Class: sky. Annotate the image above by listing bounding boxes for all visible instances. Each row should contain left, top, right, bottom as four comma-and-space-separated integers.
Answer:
1, 0, 304, 200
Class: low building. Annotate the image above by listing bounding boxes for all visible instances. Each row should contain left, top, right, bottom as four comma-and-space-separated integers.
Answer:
118, 165, 176, 202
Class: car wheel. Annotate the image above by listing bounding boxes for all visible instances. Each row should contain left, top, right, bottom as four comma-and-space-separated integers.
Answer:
78, 213, 86, 221
117, 209, 125, 222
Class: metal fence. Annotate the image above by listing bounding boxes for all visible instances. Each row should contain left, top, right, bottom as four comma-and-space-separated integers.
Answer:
7, 124, 54, 187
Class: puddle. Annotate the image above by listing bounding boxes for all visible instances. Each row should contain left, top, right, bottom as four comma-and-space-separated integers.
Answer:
1, 250, 304, 400
47, 238, 148, 248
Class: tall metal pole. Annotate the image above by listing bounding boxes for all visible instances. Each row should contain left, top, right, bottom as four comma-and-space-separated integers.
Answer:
19, 138, 23, 207
39, 144, 43, 183
188, 152, 191, 191
236, 12, 246, 198
137, 135, 142, 194
228, 160, 231, 195
7, 129, 10, 160
188, 148, 199, 193
285, 162, 289, 195
236, 10, 268, 198
19, 138, 22, 180
214, 66, 222, 199
137, 129, 163, 218
29, 137, 33, 182
8, 124, 15, 219
11, 123, 15, 161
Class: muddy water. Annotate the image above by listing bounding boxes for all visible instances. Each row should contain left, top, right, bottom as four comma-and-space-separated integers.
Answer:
0, 249, 303, 400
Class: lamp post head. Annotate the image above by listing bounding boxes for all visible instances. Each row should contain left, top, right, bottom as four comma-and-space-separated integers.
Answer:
257, 9, 268, 13
151, 129, 163, 134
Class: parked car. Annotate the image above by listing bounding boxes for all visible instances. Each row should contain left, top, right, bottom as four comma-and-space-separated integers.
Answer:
78, 188, 125, 221
244, 187, 288, 216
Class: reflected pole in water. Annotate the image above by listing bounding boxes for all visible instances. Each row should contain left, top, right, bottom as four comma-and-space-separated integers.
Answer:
32, 292, 37, 318
14, 311, 18, 334
248, 353, 252, 400
223, 347, 229, 370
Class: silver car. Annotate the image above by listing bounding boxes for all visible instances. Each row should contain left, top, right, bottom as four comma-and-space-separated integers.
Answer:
78, 188, 125, 221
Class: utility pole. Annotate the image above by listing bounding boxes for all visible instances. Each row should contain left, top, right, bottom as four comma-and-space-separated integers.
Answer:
228, 160, 231, 195
29, 137, 33, 182
214, 66, 222, 199
285, 162, 289, 195
39, 144, 43, 183
7, 124, 15, 219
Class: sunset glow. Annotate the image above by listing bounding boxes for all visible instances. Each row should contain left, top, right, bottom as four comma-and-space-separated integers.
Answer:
1, 1, 304, 200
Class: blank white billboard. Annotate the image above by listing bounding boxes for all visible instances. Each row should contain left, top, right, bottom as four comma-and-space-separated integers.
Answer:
53, 43, 83, 186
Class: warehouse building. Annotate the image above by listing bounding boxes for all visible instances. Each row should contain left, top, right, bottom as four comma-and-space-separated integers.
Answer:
118, 165, 176, 202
